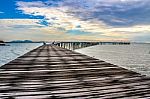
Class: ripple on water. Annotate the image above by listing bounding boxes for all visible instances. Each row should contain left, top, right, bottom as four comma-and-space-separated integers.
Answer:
0, 43, 42, 66
75, 43, 150, 76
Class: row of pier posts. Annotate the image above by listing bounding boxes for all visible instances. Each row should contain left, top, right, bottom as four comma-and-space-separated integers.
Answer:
55, 42, 99, 50
54, 42, 130, 50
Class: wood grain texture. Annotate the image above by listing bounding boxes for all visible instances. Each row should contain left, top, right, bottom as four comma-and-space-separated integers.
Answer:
0, 45, 150, 99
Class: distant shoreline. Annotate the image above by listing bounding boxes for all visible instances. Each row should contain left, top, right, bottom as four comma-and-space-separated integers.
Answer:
2, 41, 150, 44
6, 42, 42, 43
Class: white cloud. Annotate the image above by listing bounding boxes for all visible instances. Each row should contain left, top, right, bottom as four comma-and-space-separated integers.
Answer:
16, 1, 46, 8
0, 0, 148, 42
0, 19, 68, 41
0, 19, 41, 29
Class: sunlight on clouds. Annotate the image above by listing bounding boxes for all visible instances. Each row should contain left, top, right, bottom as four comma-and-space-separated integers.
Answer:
17, 1, 109, 34
0, 19, 67, 41
0, 19, 42, 29
17, 3, 90, 32
0, 0, 148, 42
108, 25, 150, 33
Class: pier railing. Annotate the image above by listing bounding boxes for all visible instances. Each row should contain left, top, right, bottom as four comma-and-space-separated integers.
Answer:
55, 42, 130, 50
55, 42, 99, 50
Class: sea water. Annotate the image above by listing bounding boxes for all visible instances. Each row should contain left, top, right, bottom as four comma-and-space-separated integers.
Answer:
0, 43, 42, 66
76, 43, 150, 76
0, 43, 150, 76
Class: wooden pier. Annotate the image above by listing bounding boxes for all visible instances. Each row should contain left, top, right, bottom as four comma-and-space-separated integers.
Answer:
55, 42, 130, 50
0, 45, 150, 99
55, 42, 99, 50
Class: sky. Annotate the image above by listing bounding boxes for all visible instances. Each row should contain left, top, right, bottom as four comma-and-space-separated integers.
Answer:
0, 0, 150, 42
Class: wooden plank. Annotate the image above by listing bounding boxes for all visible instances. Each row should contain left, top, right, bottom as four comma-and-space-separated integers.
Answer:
0, 45, 150, 99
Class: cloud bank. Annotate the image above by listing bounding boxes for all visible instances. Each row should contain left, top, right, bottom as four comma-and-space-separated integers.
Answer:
0, 0, 150, 42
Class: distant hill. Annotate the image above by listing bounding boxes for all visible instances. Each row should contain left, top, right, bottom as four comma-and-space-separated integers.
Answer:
8, 40, 43, 43
0, 40, 6, 46
0, 40, 5, 43
9, 40, 33, 43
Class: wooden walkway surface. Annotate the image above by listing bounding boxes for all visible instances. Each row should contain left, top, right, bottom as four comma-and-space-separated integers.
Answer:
0, 45, 150, 99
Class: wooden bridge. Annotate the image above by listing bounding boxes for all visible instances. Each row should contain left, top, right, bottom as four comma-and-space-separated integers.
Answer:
55, 42, 130, 50
0, 45, 150, 99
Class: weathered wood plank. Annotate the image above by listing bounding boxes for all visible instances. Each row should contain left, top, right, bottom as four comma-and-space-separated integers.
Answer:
0, 45, 150, 99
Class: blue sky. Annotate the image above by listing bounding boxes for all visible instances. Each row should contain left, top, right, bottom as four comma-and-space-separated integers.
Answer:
0, 0, 150, 42
0, 0, 44, 19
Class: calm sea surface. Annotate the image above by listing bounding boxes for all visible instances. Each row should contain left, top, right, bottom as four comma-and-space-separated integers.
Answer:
76, 43, 150, 76
0, 43, 150, 76
0, 43, 42, 66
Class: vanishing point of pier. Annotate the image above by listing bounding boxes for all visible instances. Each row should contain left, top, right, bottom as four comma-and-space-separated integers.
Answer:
0, 43, 150, 99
